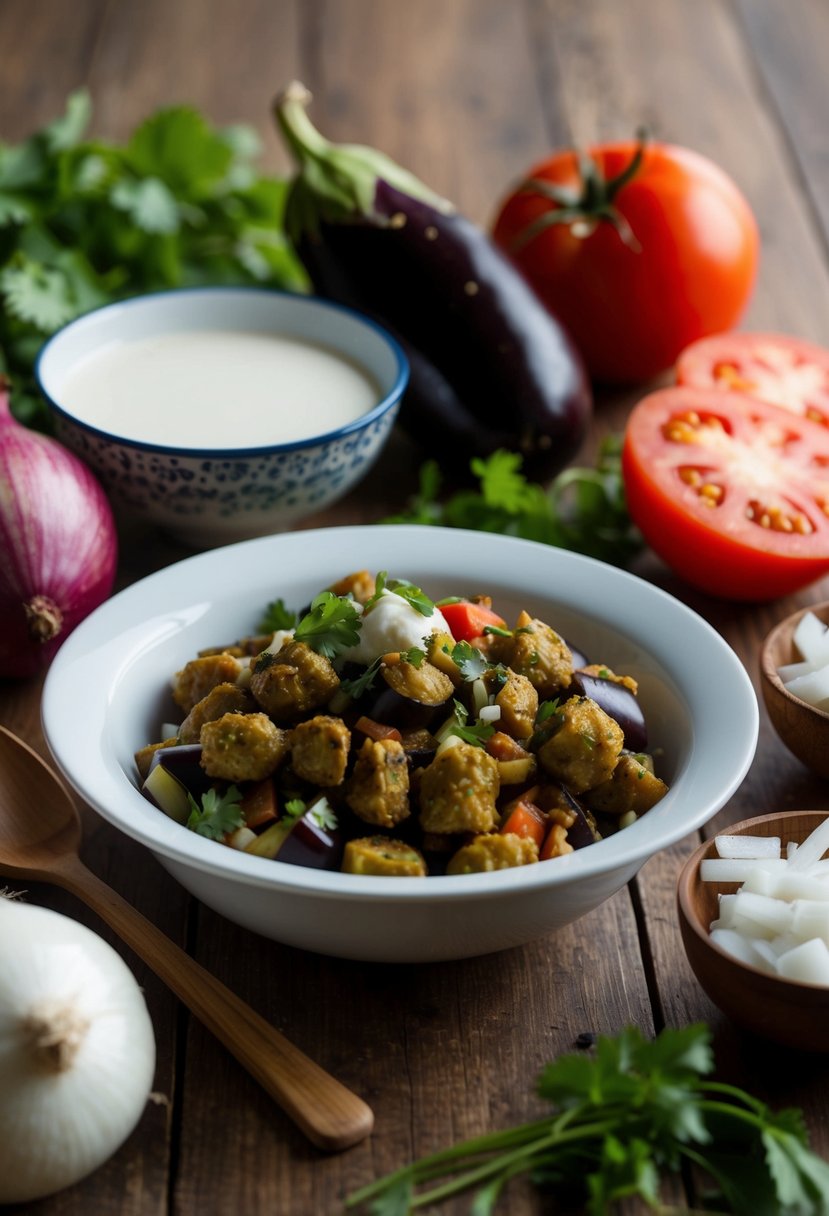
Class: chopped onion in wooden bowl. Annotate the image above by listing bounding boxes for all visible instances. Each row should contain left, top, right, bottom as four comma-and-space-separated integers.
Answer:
677, 811, 829, 1051
760, 601, 829, 779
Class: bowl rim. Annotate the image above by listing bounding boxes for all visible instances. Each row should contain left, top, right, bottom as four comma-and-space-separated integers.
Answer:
677, 809, 829, 992
760, 601, 829, 723
34, 285, 409, 458
41, 524, 760, 902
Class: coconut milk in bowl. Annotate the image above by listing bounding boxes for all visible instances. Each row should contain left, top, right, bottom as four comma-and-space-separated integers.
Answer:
35, 288, 408, 546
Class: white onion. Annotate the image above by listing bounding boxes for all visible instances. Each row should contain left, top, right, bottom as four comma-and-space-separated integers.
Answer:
703, 820, 829, 987
778, 611, 829, 708
0, 899, 156, 1203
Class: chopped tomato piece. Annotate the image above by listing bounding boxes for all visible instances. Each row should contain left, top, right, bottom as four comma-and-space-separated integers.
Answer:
486, 731, 530, 762
354, 715, 403, 744
440, 600, 507, 642
500, 798, 547, 848
240, 778, 278, 829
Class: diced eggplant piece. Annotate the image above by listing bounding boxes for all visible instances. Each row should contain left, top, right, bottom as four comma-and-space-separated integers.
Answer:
400, 727, 438, 769
565, 639, 590, 670
559, 787, 601, 851
142, 764, 190, 824
569, 672, 647, 751
355, 683, 445, 731
244, 801, 343, 871
147, 743, 214, 800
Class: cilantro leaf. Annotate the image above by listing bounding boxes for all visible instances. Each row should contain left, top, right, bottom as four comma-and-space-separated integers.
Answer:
387, 578, 435, 617
443, 640, 490, 682
186, 786, 244, 840
283, 797, 307, 821
257, 597, 298, 633
341, 657, 383, 699
293, 591, 362, 659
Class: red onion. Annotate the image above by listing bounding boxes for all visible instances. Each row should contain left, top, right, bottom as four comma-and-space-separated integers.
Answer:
0, 381, 117, 678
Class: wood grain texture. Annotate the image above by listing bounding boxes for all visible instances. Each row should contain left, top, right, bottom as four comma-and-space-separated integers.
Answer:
2, 0, 829, 1211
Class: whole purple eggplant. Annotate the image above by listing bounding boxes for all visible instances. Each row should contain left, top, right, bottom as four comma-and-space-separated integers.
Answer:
274, 83, 592, 480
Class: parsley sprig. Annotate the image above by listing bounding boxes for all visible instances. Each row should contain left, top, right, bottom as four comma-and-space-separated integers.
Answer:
385, 441, 642, 569
347, 1023, 829, 1215
365, 571, 437, 617
292, 592, 362, 659
257, 597, 297, 633
0, 92, 306, 427
186, 786, 244, 840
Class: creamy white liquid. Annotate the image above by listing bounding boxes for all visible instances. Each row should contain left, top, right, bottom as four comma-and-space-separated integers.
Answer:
58, 330, 382, 447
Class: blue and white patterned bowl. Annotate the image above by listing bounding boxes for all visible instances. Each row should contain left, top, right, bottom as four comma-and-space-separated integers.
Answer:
35, 288, 408, 547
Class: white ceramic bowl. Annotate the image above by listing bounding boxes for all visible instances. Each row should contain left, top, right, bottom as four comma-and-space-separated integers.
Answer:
35, 288, 408, 547
41, 526, 759, 962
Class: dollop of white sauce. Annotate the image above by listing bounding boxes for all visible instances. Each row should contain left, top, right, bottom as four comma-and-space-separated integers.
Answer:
342, 590, 450, 665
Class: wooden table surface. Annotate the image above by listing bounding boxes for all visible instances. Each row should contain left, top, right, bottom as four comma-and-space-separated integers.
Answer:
3, 1, 829, 1212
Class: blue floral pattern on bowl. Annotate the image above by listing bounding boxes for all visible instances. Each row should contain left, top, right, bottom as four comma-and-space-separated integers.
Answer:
37, 288, 408, 547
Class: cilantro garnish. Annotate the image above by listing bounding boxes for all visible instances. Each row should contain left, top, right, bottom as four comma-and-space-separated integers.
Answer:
186, 786, 244, 840
441, 699, 494, 748
347, 1023, 829, 1215
384, 440, 643, 570
400, 646, 426, 667
387, 578, 435, 617
293, 592, 362, 659
441, 640, 490, 682
257, 597, 297, 633
364, 571, 435, 617
340, 656, 383, 699
283, 797, 307, 821
537, 699, 562, 723
0, 92, 308, 429
482, 624, 512, 638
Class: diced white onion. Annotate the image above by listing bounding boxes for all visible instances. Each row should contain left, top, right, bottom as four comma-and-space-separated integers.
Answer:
776, 938, 829, 985
471, 678, 489, 716
792, 611, 829, 664
704, 819, 829, 986
782, 666, 829, 710
478, 704, 502, 723
700, 858, 786, 883
715, 834, 781, 860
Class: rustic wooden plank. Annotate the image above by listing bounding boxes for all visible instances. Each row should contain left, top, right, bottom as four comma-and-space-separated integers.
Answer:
0, 0, 109, 139
174, 890, 655, 1215
303, 0, 554, 224
734, 0, 829, 266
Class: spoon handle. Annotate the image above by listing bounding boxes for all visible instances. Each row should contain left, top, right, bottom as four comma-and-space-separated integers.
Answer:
56, 855, 373, 1152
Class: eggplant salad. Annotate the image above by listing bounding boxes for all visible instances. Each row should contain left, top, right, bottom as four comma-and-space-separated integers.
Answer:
135, 571, 669, 877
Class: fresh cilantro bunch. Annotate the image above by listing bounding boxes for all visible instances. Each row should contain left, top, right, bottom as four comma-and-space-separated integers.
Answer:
347, 1023, 829, 1215
386, 440, 642, 569
0, 91, 307, 425
293, 591, 361, 658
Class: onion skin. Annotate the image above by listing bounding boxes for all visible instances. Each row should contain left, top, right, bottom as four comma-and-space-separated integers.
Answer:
0, 384, 117, 678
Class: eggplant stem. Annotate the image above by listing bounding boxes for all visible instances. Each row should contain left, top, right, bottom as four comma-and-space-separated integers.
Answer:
273, 81, 331, 164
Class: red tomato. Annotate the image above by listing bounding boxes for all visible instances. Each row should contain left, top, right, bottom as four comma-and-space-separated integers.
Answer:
622, 386, 829, 600
492, 141, 759, 384
677, 331, 829, 428
441, 600, 506, 641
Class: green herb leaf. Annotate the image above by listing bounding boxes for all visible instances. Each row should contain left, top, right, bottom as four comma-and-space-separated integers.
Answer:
258, 597, 298, 633
387, 578, 435, 617
186, 786, 244, 840
442, 640, 490, 682
400, 646, 426, 668
283, 797, 307, 821
293, 592, 362, 659
341, 657, 383, 699
385, 441, 643, 569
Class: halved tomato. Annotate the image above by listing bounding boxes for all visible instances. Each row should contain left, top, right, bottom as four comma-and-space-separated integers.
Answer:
622, 386, 829, 601
677, 332, 829, 428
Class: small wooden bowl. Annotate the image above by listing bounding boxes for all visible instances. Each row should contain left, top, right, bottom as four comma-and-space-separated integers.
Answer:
677, 811, 829, 1052
760, 600, 829, 779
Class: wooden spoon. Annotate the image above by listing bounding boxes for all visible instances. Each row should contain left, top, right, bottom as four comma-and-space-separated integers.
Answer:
0, 726, 373, 1152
